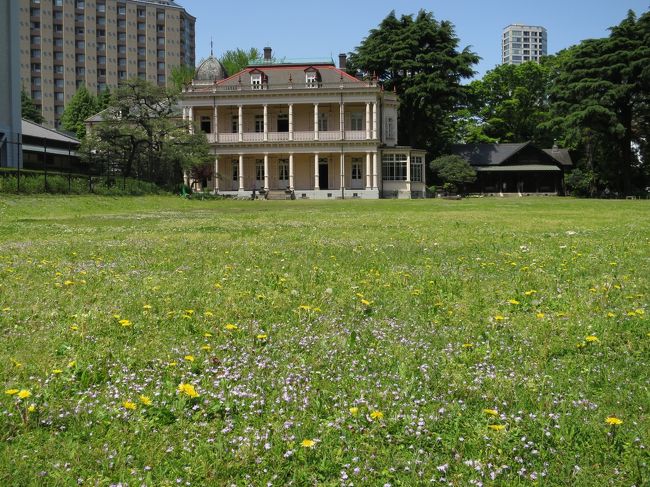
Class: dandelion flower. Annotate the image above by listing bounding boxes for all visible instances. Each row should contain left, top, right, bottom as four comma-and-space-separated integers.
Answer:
494, 315, 505, 321
361, 299, 372, 306
27, 404, 36, 413
462, 343, 474, 348
184, 355, 195, 362
482, 409, 499, 416
301, 439, 316, 448
536, 312, 545, 319
508, 299, 520, 305
605, 416, 623, 426
143, 304, 152, 310
349, 407, 359, 416
256, 334, 268, 340
5, 389, 19, 395
178, 383, 199, 398
204, 332, 213, 338
17, 390, 32, 399
119, 319, 132, 327
123, 401, 137, 410
67, 361, 76, 368
224, 324, 238, 331
585, 335, 599, 343
370, 410, 384, 420
201, 345, 212, 351
52, 369, 63, 374
139, 395, 152, 406
488, 424, 506, 431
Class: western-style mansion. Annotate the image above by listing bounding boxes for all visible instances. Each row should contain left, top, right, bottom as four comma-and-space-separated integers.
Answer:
181, 49, 426, 199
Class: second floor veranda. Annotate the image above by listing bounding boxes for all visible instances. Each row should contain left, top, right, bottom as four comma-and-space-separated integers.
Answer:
183, 100, 387, 145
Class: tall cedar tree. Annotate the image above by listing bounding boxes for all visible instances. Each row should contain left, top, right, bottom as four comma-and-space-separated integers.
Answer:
547, 9, 650, 194
466, 62, 553, 145
80, 78, 212, 188
61, 86, 98, 139
347, 10, 479, 156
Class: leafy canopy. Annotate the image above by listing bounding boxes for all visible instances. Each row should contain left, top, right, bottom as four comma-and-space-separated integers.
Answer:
429, 154, 476, 192
219, 48, 260, 76
21, 89, 44, 124
61, 86, 98, 139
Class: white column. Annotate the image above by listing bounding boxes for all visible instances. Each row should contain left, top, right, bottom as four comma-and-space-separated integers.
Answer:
188, 106, 194, 134
263, 104, 268, 142
214, 157, 219, 192
339, 102, 345, 138
263, 153, 269, 190
182, 106, 187, 122
238, 154, 244, 191
289, 104, 294, 141
372, 102, 377, 139
372, 152, 378, 189
406, 152, 411, 192
365, 152, 371, 189
365, 102, 371, 140
238, 105, 243, 142
314, 153, 319, 190
340, 153, 345, 191
314, 103, 319, 141
213, 105, 218, 140
289, 153, 294, 190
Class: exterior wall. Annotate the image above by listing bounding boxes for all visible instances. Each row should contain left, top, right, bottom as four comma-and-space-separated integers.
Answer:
1, 0, 23, 168
19, 0, 196, 128
502, 24, 547, 65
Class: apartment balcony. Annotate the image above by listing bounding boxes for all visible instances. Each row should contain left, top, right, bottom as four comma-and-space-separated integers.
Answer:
207, 130, 375, 144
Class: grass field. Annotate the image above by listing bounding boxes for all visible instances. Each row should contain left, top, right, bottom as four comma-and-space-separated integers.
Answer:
0, 196, 648, 486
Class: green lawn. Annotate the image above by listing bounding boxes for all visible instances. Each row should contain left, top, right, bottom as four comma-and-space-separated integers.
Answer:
1, 196, 648, 486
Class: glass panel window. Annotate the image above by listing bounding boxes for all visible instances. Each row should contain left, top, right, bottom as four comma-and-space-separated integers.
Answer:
382, 153, 407, 181
76, 1, 84, 9
351, 158, 363, 179
306, 71, 317, 88
251, 73, 261, 89
138, 22, 145, 30
117, 4, 126, 15
318, 112, 328, 131
31, 49, 41, 58
410, 155, 424, 182
231, 115, 238, 133
278, 159, 289, 181
97, 3, 105, 12
200, 116, 211, 134
232, 160, 238, 181
55, 92, 64, 101
31, 63, 41, 72
255, 160, 265, 182
350, 112, 363, 131
254, 115, 264, 133
97, 56, 106, 64
31, 36, 41, 45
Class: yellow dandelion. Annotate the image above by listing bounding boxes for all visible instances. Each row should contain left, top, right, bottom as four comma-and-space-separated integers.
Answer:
298, 304, 312, 311
607, 312, 615, 318
536, 312, 545, 319
482, 409, 499, 416
204, 332, 213, 338
143, 304, 152, 310
494, 315, 505, 321
224, 323, 238, 331
139, 395, 152, 406
184, 309, 194, 315
256, 334, 268, 340
349, 407, 359, 416
17, 390, 32, 399
68, 360, 76, 368
585, 335, 599, 343
370, 410, 384, 420
301, 439, 316, 448
462, 343, 474, 348
605, 416, 623, 426
5, 389, 19, 395
204, 311, 214, 317
178, 383, 199, 398
201, 345, 212, 351
27, 404, 36, 413
118, 319, 132, 327
64, 280, 74, 286
488, 424, 506, 431
508, 299, 520, 305
360, 299, 372, 306
635, 309, 645, 316
184, 355, 195, 362
524, 290, 537, 296
52, 369, 63, 374
123, 401, 137, 410
70, 325, 79, 331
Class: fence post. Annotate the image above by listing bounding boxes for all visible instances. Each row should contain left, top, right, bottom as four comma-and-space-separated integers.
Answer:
43, 137, 48, 193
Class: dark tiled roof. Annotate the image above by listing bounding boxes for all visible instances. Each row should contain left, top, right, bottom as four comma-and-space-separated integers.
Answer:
450, 143, 529, 166
543, 148, 573, 167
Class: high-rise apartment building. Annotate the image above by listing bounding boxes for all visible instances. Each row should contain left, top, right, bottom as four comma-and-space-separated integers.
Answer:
1, 0, 23, 168
19, 0, 195, 128
502, 24, 547, 65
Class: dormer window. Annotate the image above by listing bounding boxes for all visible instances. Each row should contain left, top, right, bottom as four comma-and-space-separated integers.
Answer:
306, 71, 317, 88
251, 73, 262, 90
304, 67, 321, 88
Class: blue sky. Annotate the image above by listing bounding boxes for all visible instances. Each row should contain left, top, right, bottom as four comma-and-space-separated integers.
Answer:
182, 0, 650, 79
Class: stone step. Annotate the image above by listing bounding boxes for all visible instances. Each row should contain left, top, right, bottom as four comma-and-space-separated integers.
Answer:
265, 190, 292, 200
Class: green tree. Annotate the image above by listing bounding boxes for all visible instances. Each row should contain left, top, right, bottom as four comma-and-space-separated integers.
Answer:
467, 62, 553, 145
348, 10, 479, 155
21, 89, 44, 124
97, 87, 113, 111
61, 86, 98, 139
429, 154, 476, 193
170, 65, 196, 93
80, 78, 212, 188
546, 9, 650, 194
219, 48, 260, 76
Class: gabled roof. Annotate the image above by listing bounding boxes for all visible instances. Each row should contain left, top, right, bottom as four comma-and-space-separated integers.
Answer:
543, 148, 573, 167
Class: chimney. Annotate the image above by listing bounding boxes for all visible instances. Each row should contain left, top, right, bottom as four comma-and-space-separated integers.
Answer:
263, 47, 272, 62
339, 53, 347, 70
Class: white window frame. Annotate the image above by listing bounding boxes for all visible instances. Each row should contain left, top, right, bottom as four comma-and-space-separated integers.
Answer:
306, 71, 317, 88
255, 159, 265, 182
350, 112, 363, 131
254, 115, 264, 133
251, 73, 262, 90
318, 112, 328, 132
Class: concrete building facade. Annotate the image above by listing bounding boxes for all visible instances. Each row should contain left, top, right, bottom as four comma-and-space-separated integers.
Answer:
502, 24, 547, 65
18, 0, 195, 128
1, 0, 23, 168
